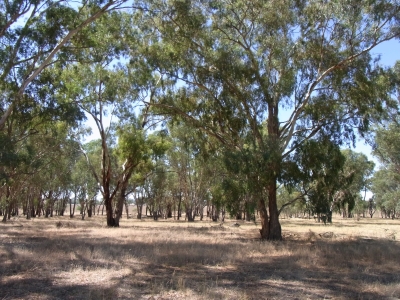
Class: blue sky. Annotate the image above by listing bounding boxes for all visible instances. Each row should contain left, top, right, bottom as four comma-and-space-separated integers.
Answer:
372, 39, 400, 68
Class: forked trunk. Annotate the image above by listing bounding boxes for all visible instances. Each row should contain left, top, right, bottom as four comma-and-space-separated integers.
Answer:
114, 159, 133, 226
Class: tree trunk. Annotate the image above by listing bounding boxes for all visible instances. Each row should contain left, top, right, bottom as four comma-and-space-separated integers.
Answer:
267, 182, 282, 240
81, 201, 86, 220
7, 202, 12, 220
212, 205, 219, 221
70, 194, 76, 218
2, 186, 11, 223
114, 191, 126, 227
124, 199, 129, 219
187, 207, 194, 222
265, 103, 282, 240
114, 168, 133, 226
50, 199, 54, 217
199, 204, 204, 221
137, 204, 142, 219
87, 200, 93, 217
258, 197, 269, 239
105, 195, 116, 227
97, 201, 102, 215
26, 190, 32, 220
167, 204, 172, 218
2, 208, 7, 223
177, 192, 182, 220
36, 193, 43, 217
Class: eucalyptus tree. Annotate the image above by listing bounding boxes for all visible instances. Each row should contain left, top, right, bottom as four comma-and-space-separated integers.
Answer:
138, 130, 171, 219
0, 0, 139, 222
335, 149, 375, 217
56, 8, 161, 226
167, 122, 217, 221
372, 119, 400, 218
142, 0, 400, 239
28, 125, 82, 217
282, 141, 376, 222
373, 121, 400, 173
113, 121, 159, 226
286, 138, 347, 222
67, 139, 98, 218
372, 169, 400, 218
0, 0, 137, 129
0, 119, 79, 221
369, 62, 400, 218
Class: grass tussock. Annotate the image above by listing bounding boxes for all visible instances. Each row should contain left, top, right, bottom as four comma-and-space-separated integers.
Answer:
0, 216, 400, 299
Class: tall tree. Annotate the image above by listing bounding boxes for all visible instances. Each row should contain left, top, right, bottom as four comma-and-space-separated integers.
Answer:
55, 9, 158, 226
371, 61, 400, 218
334, 149, 375, 217
372, 118, 400, 218
142, 0, 400, 239
113, 122, 159, 226
167, 123, 215, 221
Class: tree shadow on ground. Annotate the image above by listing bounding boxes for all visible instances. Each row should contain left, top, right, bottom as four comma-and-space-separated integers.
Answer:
1, 224, 400, 299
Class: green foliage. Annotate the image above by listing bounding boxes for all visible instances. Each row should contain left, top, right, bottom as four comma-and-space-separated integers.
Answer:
372, 169, 400, 216
372, 117, 400, 217
294, 138, 346, 216
281, 139, 375, 219
0, 133, 19, 184
0, 0, 129, 129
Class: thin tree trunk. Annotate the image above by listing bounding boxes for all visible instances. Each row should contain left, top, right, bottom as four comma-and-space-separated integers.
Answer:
177, 191, 182, 220
2, 186, 11, 223
26, 189, 32, 220
124, 199, 129, 219
70, 193, 76, 218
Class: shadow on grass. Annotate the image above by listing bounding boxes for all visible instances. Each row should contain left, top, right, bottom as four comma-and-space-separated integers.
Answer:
1, 224, 400, 299
0, 277, 121, 300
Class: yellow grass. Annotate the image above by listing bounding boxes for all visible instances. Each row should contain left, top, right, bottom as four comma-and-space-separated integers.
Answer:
1, 215, 399, 299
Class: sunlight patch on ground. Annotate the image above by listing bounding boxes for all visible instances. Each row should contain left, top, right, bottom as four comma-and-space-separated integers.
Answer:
54, 267, 132, 286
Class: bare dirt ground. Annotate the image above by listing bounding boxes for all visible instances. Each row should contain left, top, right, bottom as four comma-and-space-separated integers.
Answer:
1, 215, 400, 300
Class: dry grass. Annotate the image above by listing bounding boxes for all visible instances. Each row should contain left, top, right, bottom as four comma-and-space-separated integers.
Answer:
1, 215, 400, 299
